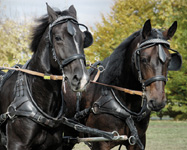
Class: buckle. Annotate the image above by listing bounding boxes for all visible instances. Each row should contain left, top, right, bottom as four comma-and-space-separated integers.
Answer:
37, 115, 42, 122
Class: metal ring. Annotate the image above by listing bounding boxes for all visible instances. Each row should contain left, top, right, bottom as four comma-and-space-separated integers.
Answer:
3, 63, 10, 68
128, 136, 136, 145
7, 106, 16, 119
112, 131, 120, 140
94, 56, 100, 62
98, 65, 105, 73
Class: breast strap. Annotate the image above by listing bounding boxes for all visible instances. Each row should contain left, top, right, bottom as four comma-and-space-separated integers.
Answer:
91, 90, 131, 120
6, 71, 64, 128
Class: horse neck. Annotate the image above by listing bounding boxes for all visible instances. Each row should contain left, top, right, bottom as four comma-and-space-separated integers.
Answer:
26, 28, 62, 116
28, 28, 51, 73
118, 38, 143, 111
101, 36, 143, 111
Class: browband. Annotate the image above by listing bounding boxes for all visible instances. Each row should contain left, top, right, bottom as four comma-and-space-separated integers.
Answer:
139, 39, 170, 48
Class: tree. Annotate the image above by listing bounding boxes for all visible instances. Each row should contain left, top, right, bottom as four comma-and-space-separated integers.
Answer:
85, 0, 187, 119
0, 19, 32, 66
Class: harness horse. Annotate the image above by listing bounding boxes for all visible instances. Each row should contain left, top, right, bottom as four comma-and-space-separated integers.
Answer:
62, 20, 182, 150
0, 4, 93, 150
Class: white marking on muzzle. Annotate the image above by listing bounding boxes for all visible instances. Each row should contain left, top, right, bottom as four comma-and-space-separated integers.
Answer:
73, 27, 88, 90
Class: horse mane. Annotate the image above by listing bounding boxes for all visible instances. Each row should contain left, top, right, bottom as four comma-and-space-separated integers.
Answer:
30, 9, 76, 52
100, 30, 141, 85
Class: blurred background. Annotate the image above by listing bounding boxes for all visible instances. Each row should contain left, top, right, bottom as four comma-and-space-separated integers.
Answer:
1, 0, 114, 26
0, 0, 187, 149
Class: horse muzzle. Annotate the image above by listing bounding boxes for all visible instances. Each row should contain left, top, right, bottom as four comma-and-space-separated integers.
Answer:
70, 73, 90, 92
147, 99, 166, 112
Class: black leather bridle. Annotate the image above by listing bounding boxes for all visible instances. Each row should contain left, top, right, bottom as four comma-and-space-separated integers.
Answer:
133, 38, 171, 90
47, 16, 87, 70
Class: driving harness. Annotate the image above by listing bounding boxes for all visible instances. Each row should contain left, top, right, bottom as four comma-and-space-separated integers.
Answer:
74, 36, 182, 150
0, 62, 64, 128
0, 15, 118, 146
0, 15, 94, 128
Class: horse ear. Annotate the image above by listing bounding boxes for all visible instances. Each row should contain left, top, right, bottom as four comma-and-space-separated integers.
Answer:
46, 3, 58, 23
142, 19, 152, 39
163, 21, 177, 40
69, 5, 77, 18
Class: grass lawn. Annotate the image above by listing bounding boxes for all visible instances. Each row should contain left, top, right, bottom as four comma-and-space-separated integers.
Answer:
146, 120, 187, 150
74, 121, 187, 150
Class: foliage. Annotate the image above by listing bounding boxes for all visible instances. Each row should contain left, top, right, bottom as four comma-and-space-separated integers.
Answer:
164, 0, 187, 119
0, 19, 32, 66
85, 0, 187, 119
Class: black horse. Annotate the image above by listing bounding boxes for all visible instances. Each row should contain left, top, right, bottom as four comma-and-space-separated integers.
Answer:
62, 20, 182, 150
0, 4, 93, 150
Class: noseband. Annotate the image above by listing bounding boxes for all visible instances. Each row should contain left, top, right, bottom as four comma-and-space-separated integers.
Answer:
47, 16, 88, 70
133, 38, 171, 90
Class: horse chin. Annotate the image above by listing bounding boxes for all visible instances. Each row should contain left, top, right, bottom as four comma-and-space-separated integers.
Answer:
147, 101, 166, 112
70, 81, 89, 92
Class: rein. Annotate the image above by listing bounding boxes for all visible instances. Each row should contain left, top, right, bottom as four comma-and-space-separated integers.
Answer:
0, 66, 63, 80
90, 65, 143, 96
0, 65, 143, 96
91, 81, 143, 96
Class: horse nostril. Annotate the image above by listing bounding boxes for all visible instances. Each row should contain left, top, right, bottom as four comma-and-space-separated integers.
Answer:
148, 99, 156, 109
72, 74, 81, 85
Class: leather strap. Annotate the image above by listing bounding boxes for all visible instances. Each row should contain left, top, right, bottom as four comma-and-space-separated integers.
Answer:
61, 54, 85, 68
0, 66, 63, 80
91, 81, 143, 96
92, 68, 101, 82
143, 75, 166, 87
0, 65, 143, 96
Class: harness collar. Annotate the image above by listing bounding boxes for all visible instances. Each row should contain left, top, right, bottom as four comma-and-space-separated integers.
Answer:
5, 61, 64, 128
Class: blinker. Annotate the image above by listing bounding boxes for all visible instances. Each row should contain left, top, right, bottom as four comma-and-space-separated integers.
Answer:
67, 21, 75, 36
158, 44, 166, 63
168, 52, 182, 71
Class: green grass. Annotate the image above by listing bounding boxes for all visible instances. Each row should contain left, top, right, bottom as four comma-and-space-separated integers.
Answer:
146, 121, 187, 150
74, 121, 187, 150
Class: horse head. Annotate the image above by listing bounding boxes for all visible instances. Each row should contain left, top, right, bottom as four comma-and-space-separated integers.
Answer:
133, 19, 182, 111
46, 4, 93, 92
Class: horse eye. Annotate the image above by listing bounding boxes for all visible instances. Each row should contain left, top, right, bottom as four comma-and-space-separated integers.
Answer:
141, 58, 148, 64
55, 36, 62, 41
